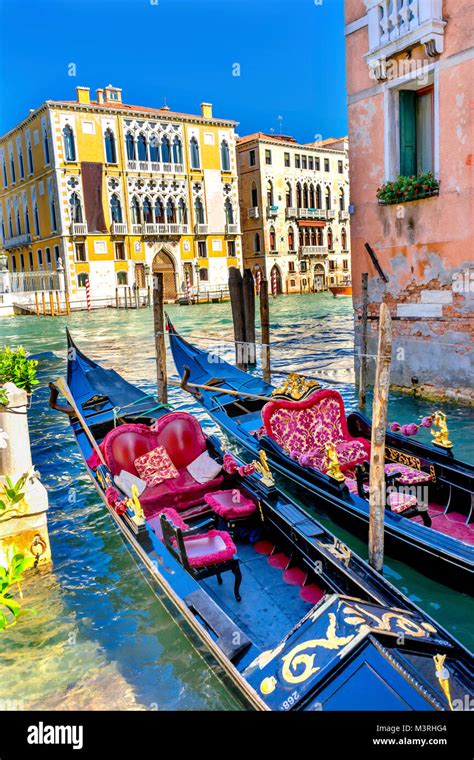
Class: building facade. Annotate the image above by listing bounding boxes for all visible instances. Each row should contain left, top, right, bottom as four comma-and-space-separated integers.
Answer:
236, 133, 351, 294
345, 0, 473, 397
0, 85, 241, 306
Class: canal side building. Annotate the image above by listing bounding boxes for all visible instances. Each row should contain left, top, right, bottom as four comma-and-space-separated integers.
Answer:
345, 0, 473, 398
0, 85, 241, 308
236, 133, 351, 294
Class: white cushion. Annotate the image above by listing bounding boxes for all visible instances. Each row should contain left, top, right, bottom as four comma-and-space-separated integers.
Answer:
186, 450, 222, 484
114, 469, 147, 498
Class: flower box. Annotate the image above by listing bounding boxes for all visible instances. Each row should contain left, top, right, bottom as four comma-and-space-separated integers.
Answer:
377, 173, 440, 205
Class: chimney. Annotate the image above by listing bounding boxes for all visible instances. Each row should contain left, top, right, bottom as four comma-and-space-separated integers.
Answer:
200, 102, 213, 119
160, 105, 170, 112
76, 86, 90, 105
96, 88, 104, 104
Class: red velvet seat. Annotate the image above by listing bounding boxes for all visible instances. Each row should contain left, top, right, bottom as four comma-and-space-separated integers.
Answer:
262, 389, 371, 474
102, 413, 224, 516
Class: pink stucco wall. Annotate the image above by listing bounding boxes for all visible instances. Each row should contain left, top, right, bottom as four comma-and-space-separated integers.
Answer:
345, 1, 474, 393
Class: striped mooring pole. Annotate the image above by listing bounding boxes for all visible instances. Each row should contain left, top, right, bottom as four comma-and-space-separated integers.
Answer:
256, 268, 262, 297
85, 278, 92, 312
186, 270, 192, 303
271, 268, 278, 298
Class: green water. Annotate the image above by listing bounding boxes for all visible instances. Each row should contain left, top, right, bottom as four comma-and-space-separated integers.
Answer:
0, 293, 472, 710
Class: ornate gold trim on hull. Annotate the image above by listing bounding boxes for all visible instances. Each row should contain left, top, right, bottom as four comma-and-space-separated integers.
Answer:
271, 373, 320, 401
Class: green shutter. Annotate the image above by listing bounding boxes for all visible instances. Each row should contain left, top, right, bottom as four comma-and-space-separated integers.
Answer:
399, 90, 417, 176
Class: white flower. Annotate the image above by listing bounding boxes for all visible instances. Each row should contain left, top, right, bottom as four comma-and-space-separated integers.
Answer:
0, 429, 9, 450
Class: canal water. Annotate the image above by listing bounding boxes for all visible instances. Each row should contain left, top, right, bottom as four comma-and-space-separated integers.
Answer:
0, 293, 473, 710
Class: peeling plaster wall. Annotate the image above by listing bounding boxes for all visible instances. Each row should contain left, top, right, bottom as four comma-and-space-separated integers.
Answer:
345, 0, 474, 392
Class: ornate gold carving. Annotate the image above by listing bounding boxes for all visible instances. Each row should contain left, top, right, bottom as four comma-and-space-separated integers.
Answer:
324, 444, 345, 482
431, 411, 453, 449
281, 613, 354, 685
433, 653, 453, 710
271, 373, 320, 401
385, 447, 422, 470
254, 450, 275, 487
324, 538, 351, 566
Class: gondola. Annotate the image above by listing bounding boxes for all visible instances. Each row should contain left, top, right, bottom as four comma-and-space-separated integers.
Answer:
167, 317, 474, 594
48, 329, 474, 711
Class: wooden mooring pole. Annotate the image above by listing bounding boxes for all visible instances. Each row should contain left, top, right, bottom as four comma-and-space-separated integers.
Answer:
65, 290, 71, 316
358, 272, 369, 408
228, 267, 246, 370
260, 278, 271, 383
242, 268, 256, 366
153, 272, 168, 404
368, 302, 392, 574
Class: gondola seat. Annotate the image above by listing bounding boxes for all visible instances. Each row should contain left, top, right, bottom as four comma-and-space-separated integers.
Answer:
204, 489, 258, 535
384, 462, 433, 485
102, 414, 224, 516
262, 389, 371, 474
160, 512, 242, 601
345, 478, 417, 513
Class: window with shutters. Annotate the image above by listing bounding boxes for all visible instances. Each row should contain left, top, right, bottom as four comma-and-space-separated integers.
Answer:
399, 86, 434, 176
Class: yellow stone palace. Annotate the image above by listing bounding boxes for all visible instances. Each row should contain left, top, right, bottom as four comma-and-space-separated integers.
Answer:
0, 85, 241, 308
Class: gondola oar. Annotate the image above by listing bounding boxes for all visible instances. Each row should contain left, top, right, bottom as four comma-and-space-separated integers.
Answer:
174, 366, 273, 403
54, 376, 107, 466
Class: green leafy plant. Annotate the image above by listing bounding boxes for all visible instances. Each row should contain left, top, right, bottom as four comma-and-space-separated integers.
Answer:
0, 346, 39, 394
0, 544, 35, 630
0, 472, 29, 520
0, 387, 8, 406
377, 172, 439, 204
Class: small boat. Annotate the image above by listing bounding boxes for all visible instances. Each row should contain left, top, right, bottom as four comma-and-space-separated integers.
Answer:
49, 329, 473, 711
330, 280, 352, 296
167, 318, 474, 594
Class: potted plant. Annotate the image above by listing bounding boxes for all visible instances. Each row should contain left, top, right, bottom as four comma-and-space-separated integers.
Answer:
0, 346, 39, 409
377, 172, 439, 205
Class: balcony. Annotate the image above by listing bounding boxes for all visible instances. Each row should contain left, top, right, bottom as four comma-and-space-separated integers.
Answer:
127, 160, 186, 174
298, 208, 327, 220
248, 207, 259, 219
132, 224, 143, 234
266, 206, 279, 218
225, 223, 239, 235
144, 223, 186, 236
195, 224, 208, 235
285, 207, 298, 219
326, 208, 336, 220
110, 222, 128, 235
339, 210, 350, 221
70, 223, 87, 235
3, 233, 32, 250
365, 0, 446, 76
299, 246, 328, 257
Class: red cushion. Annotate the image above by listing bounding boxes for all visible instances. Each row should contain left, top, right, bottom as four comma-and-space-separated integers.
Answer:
134, 445, 179, 486
151, 412, 207, 469
204, 490, 257, 519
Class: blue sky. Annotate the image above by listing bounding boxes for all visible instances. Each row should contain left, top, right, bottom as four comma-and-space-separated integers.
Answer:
0, 0, 347, 142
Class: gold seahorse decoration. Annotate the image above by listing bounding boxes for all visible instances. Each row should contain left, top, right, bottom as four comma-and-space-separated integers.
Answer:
431, 411, 453, 449
127, 484, 145, 525
254, 450, 275, 487
324, 443, 345, 482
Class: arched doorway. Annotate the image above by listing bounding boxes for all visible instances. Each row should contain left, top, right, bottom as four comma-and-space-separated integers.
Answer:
152, 248, 177, 301
313, 263, 326, 292
270, 265, 282, 295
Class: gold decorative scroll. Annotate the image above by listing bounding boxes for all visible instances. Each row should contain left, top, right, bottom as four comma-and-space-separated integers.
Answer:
271, 373, 320, 401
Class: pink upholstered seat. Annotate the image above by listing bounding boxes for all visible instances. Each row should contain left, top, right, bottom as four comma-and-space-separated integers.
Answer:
262, 389, 371, 474
384, 462, 433, 485
180, 530, 237, 568
204, 490, 257, 520
102, 414, 224, 516
345, 478, 417, 513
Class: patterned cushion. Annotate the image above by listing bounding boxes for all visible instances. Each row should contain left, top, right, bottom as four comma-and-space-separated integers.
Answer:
134, 445, 179, 487
384, 463, 433, 485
